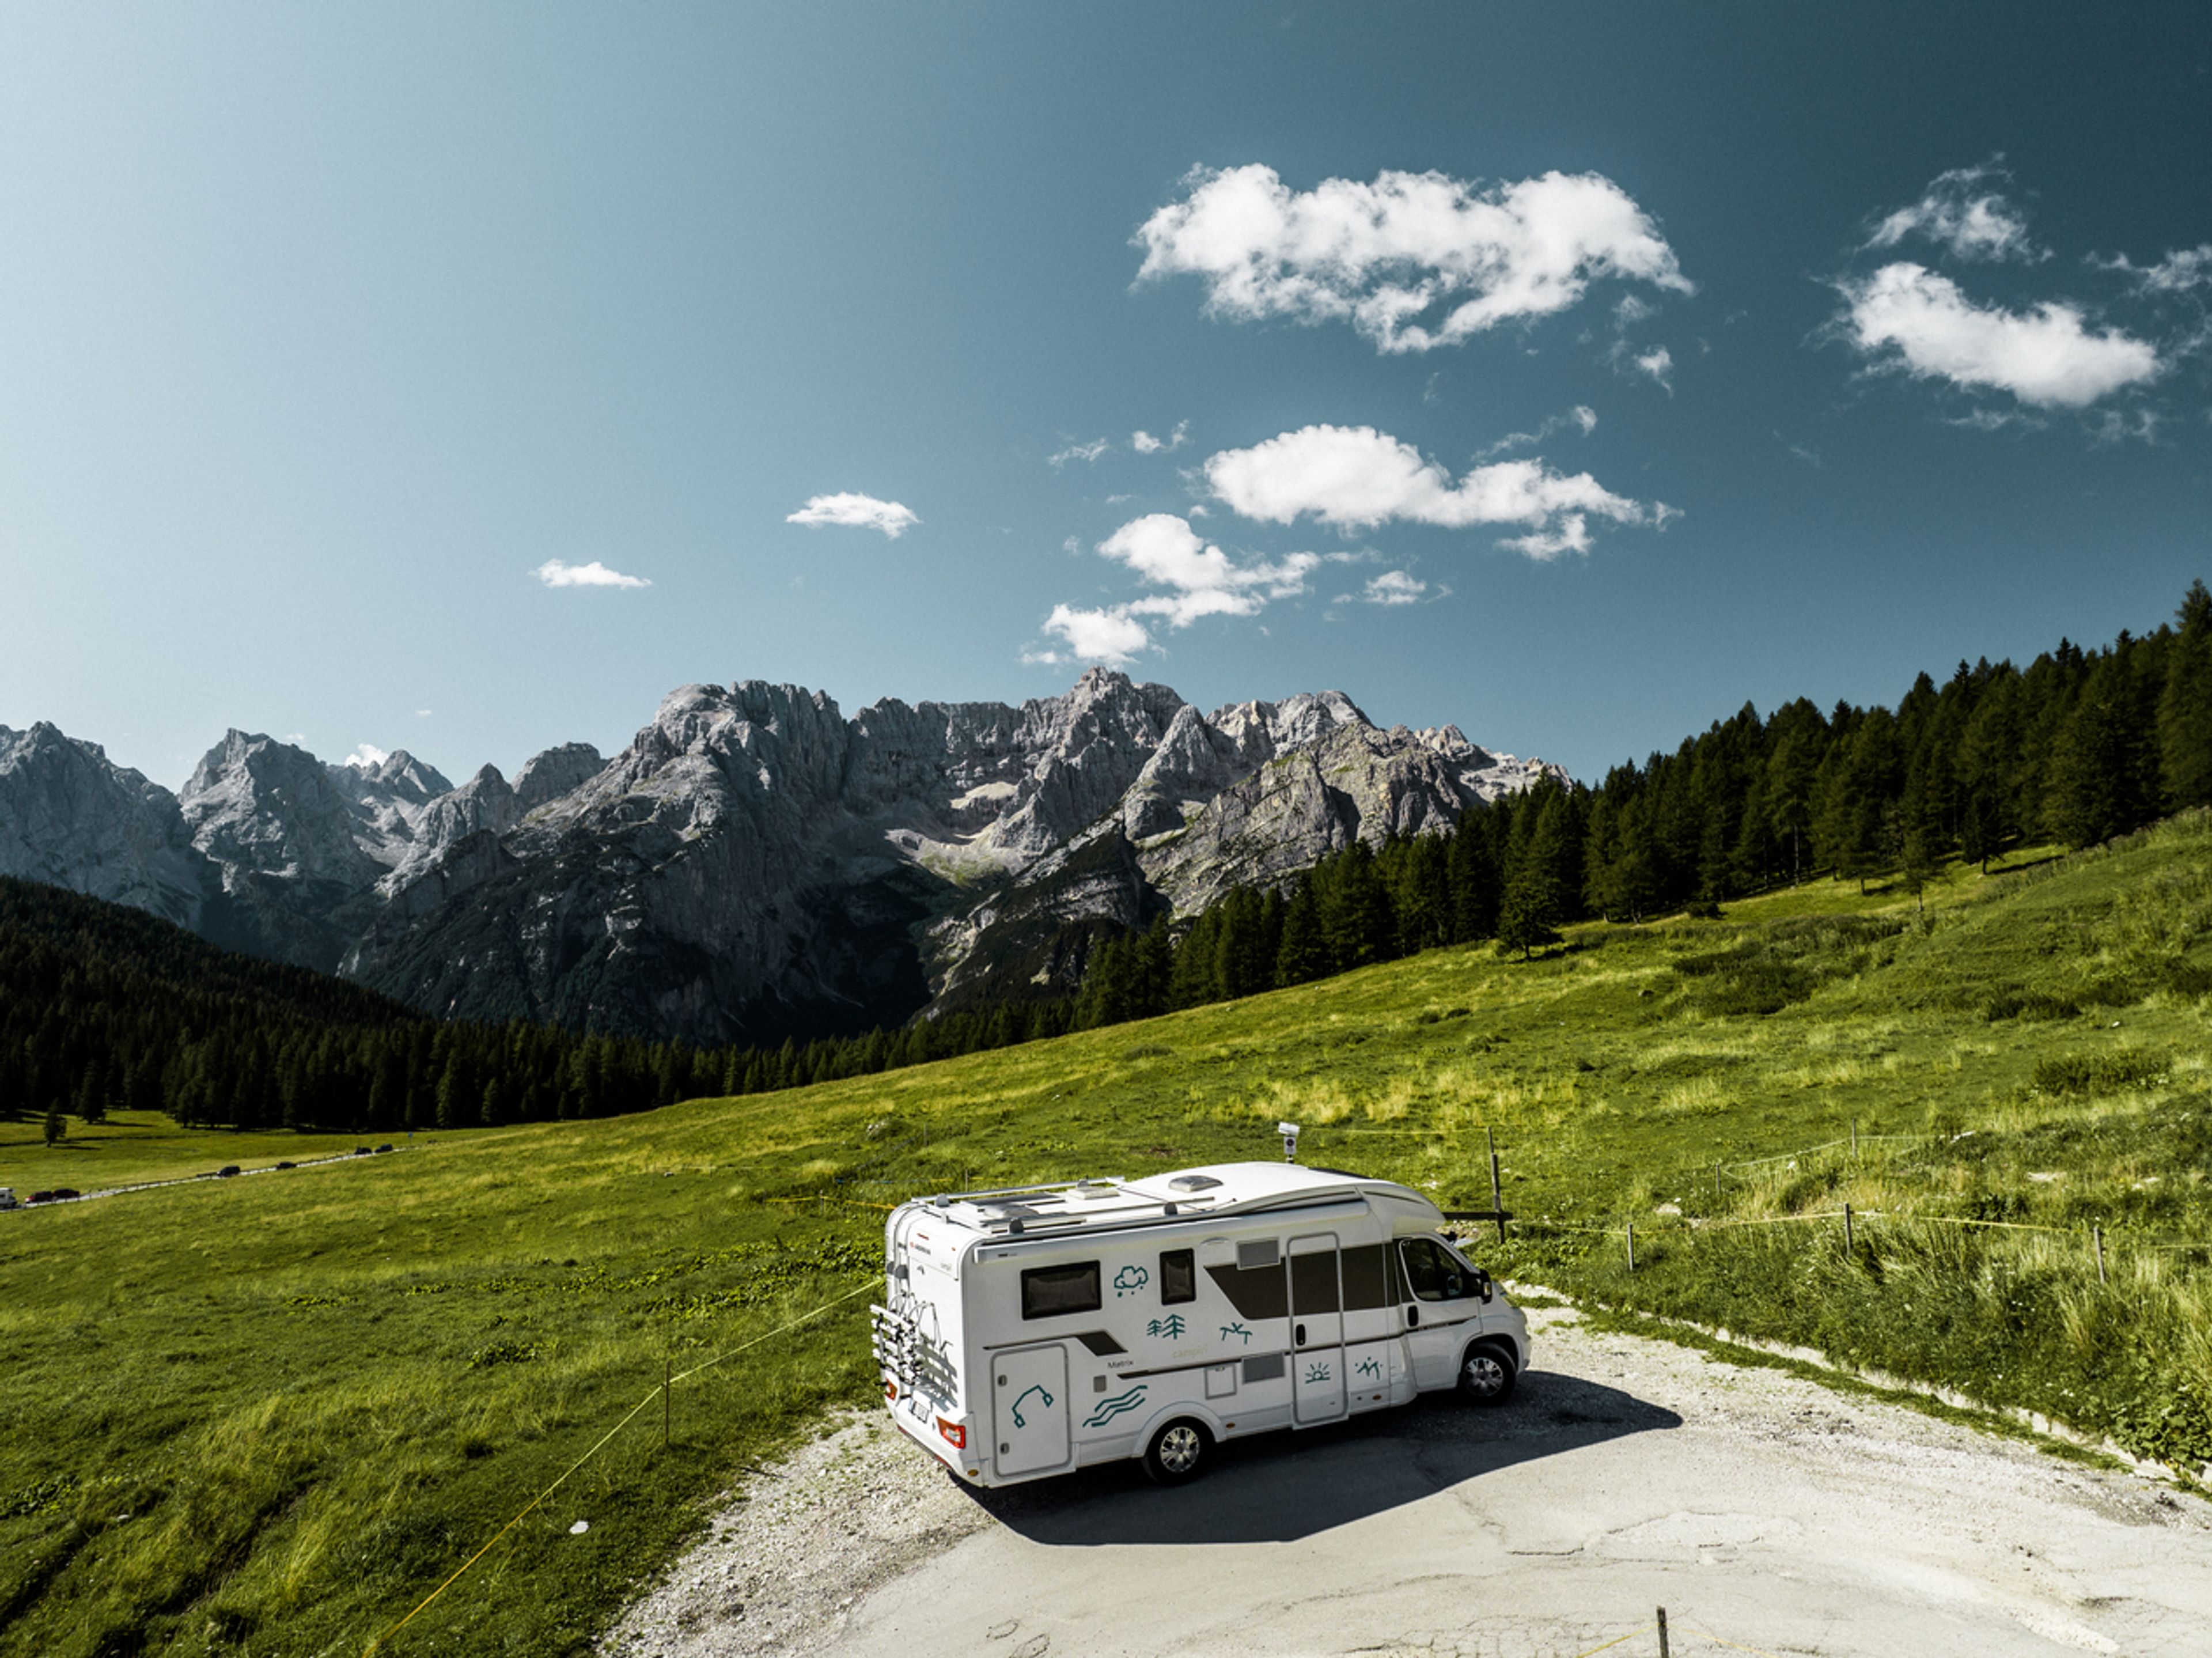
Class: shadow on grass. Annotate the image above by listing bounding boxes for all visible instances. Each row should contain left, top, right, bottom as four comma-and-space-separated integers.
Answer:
963, 1367, 1678, 1546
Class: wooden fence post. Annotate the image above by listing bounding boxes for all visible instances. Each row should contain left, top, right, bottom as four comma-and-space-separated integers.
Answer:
1487, 1127, 1506, 1244
1657, 1605, 1670, 1657
1626, 1221, 1636, 1273
1844, 1202, 1854, 1253
2094, 1225, 2107, 1286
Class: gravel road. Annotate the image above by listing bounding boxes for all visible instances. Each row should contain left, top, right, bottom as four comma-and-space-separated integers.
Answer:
603, 1305, 2212, 1657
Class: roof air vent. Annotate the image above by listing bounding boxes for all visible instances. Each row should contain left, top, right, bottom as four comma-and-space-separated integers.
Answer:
1168, 1175, 1224, 1193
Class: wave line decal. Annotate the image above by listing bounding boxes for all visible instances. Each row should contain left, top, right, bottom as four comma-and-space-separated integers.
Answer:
1084, 1385, 1148, 1428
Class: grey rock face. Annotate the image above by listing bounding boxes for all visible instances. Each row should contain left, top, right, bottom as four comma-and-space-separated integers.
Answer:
0, 723, 211, 929
347, 669, 1562, 1040
5, 673, 1562, 1045
513, 743, 605, 811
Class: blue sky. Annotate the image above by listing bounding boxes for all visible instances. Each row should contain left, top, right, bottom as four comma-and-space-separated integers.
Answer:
2, 3, 2207, 787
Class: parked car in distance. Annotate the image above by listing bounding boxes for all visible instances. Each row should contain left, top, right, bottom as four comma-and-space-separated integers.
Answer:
25, 1190, 55, 1205
274, 1161, 297, 1170
375, 1143, 394, 1153
51, 1188, 79, 1201
217, 1165, 241, 1178
0, 1188, 17, 1210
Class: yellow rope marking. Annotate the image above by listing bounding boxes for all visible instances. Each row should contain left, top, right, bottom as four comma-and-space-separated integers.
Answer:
368, 1279, 877, 1654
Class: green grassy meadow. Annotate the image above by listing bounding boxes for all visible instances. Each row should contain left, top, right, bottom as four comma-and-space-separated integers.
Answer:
0, 1115, 397, 1195
3, 815, 2210, 1654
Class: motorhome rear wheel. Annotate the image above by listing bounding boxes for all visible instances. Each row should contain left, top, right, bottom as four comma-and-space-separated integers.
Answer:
1143, 1418, 1210, 1485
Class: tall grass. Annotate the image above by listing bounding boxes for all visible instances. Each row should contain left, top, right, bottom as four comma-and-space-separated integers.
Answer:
3, 813, 2209, 1651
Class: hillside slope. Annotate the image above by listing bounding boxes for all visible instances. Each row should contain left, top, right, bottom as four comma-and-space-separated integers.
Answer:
2, 816, 2208, 1655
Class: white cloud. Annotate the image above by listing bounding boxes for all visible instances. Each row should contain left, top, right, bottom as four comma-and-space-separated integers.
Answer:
1131, 420, 1190, 454
1631, 345, 1674, 389
342, 743, 388, 769
1134, 164, 1690, 354
2100, 244, 2212, 294
1203, 423, 1666, 559
1031, 514, 1322, 665
1836, 262, 2162, 408
2092, 408, 2161, 446
1946, 407, 2040, 433
1868, 166, 2040, 262
1097, 514, 1317, 626
785, 492, 920, 537
533, 559, 652, 589
415, 708, 432, 718
1478, 405, 1596, 457
1048, 439, 1111, 468
1354, 570, 1429, 605
1033, 605, 1153, 666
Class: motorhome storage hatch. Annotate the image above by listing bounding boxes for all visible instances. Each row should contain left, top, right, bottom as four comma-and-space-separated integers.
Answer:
871, 1160, 1528, 1487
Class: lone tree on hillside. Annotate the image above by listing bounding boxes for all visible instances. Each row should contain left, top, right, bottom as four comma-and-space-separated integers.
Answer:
1495, 872, 1562, 960
44, 1104, 62, 1147
1496, 834, 1565, 960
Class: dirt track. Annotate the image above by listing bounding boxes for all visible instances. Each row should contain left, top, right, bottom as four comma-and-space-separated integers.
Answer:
603, 1305, 2212, 1657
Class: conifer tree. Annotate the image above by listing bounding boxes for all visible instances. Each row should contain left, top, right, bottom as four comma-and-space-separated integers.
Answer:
1274, 880, 1328, 986
2158, 580, 2212, 810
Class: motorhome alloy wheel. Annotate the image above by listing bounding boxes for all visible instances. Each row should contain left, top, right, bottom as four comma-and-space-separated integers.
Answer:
1143, 1419, 1210, 1486
1457, 1341, 1517, 1405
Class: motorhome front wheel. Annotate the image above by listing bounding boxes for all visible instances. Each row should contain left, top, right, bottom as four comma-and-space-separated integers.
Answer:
1142, 1419, 1211, 1486
1457, 1341, 1517, 1405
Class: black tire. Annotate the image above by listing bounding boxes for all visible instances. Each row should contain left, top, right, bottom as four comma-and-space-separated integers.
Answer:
1142, 1418, 1211, 1486
1457, 1339, 1518, 1406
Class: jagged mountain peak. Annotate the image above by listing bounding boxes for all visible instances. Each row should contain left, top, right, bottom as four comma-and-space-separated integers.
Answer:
331, 748, 453, 804
2, 671, 1563, 1046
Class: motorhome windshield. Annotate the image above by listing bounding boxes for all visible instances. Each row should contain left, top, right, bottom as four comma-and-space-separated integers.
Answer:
1399, 1236, 1471, 1301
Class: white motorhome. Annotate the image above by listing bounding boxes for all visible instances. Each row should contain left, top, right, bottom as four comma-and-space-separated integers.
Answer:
871, 1160, 1528, 1487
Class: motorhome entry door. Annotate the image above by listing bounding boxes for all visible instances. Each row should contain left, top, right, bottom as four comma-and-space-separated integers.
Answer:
992, 1343, 1071, 1476
1289, 1233, 1347, 1424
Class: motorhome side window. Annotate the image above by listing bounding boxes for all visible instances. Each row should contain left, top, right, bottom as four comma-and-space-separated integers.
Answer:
1160, 1249, 1196, 1305
1398, 1237, 1468, 1302
1020, 1261, 1102, 1319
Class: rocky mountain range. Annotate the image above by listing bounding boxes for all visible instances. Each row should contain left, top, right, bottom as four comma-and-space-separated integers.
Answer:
0, 671, 1562, 1044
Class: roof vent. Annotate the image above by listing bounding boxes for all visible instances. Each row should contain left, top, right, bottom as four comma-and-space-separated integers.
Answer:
1168, 1175, 1223, 1193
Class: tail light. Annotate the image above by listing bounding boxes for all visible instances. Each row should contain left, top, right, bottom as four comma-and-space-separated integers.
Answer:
935, 1416, 967, 1449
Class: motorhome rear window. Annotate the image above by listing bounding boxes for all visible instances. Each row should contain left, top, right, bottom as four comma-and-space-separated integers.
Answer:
1160, 1249, 1196, 1305
1020, 1262, 1101, 1319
